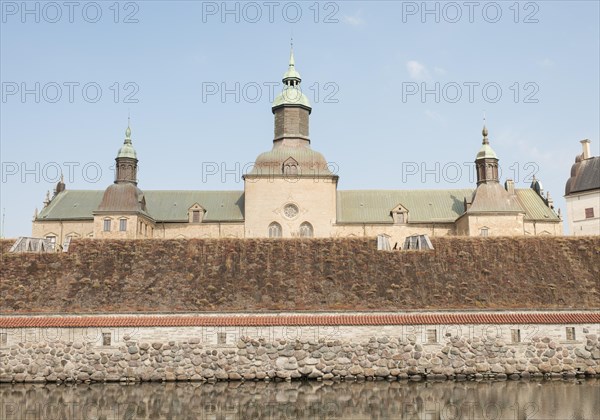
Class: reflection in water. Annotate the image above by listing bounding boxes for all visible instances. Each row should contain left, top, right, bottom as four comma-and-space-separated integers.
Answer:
0, 379, 597, 420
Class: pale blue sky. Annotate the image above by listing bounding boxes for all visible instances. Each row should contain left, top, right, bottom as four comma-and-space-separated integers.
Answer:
1, 1, 599, 237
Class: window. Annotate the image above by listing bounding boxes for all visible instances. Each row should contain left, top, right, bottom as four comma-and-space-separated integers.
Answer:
511, 329, 521, 343
299, 222, 314, 238
566, 327, 576, 341
393, 212, 406, 224
283, 163, 298, 176
268, 222, 282, 238
283, 158, 299, 177
480, 227, 489, 237
192, 210, 201, 223
585, 208, 594, 219
426, 329, 437, 344
45, 235, 56, 245
391, 205, 408, 224
0, 332, 7, 347
103, 219, 111, 232
119, 219, 127, 232
217, 332, 227, 345
102, 333, 111, 346
283, 203, 299, 219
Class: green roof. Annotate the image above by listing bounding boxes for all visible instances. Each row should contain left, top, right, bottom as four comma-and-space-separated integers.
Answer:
37, 190, 245, 222
37, 190, 104, 220
36, 188, 558, 225
515, 189, 560, 221
144, 191, 244, 222
336, 189, 473, 223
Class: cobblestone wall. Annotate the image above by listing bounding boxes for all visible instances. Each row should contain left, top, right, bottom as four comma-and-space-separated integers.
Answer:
1, 333, 598, 384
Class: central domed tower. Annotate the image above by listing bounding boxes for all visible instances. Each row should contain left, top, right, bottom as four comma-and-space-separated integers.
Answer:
246, 46, 334, 178
243, 46, 338, 238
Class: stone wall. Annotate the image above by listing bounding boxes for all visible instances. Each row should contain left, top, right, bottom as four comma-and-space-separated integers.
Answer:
1, 236, 598, 312
1, 333, 599, 384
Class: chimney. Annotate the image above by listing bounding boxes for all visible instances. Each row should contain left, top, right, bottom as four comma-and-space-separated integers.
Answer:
580, 139, 591, 159
504, 179, 515, 195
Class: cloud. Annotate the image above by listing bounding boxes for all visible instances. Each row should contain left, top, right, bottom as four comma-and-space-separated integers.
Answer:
424, 110, 447, 124
342, 11, 365, 26
433, 67, 447, 76
406, 60, 430, 81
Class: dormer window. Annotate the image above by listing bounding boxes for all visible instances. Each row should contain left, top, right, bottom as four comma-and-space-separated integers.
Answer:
390, 204, 408, 224
283, 157, 299, 176
188, 203, 205, 224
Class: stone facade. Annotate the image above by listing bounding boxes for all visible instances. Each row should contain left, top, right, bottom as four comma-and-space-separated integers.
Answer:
1, 329, 599, 384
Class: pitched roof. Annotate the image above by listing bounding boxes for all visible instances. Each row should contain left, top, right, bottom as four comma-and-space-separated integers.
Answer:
467, 182, 524, 214
515, 189, 560, 221
336, 189, 473, 223
144, 191, 245, 222
565, 156, 600, 195
1, 312, 598, 328
37, 190, 104, 220
37, 190, 245, 222
37, 188, 557, 225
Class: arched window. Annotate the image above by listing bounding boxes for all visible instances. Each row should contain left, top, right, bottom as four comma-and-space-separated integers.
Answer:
282, 157, 299, 177
283, 163, 298, 176
268, 222, 282, 238
299, 222, 313, 238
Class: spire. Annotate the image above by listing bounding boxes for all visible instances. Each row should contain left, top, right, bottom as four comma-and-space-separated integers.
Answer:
117, 119, 137, 159
282, 41, 301, 86
476, 122, 497, 160
115, 121, 138, 184
273, 43, 311, 112
125, 116, 132, 144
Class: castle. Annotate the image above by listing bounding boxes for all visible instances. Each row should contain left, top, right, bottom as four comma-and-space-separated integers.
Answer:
32, 48, 561, 246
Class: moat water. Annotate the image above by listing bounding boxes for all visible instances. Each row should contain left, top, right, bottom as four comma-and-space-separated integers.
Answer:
1, 379, 598, 419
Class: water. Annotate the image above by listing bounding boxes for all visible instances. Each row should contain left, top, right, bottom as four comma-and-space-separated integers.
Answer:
1, 379, 598, 419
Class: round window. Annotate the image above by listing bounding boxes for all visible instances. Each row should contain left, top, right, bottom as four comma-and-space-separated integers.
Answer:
283, 203, 299, 219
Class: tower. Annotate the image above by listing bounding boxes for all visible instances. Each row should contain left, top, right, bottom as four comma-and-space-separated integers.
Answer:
243, 44, 338, 238
271, 45, 312, 146
115, 123, 138, 184
456, 124, 524, 236
475, 124, 499, 184
93, 123, 154, 238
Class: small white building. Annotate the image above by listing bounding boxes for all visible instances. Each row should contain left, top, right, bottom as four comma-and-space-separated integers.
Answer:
565, 140, 600, 236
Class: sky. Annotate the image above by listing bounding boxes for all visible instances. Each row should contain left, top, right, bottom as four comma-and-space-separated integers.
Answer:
1, 0, 599, 238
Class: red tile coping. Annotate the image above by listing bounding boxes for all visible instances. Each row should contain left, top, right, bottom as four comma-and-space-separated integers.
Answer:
0, 313, 598, 328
